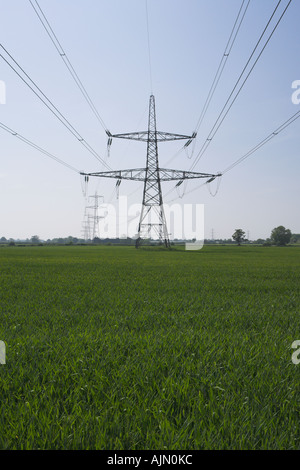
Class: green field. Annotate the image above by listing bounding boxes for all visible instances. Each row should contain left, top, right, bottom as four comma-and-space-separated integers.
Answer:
0, 245, 299, 450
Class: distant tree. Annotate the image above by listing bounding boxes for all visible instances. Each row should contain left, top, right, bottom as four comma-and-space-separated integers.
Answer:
0, 237, 7, 243
271, 226, 292, 246
31, 235, 40, 244
232, 229, 246, 246
291, 234, 300, 244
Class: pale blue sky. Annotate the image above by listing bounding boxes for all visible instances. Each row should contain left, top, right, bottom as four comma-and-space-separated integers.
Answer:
0, 0, 299, 240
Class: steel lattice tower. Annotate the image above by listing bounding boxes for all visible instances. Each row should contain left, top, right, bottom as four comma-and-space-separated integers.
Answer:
137, 95, 169, 247
81, 95, 220, 248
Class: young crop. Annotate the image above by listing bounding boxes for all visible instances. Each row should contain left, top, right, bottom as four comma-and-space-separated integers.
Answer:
0, 245, 299, 449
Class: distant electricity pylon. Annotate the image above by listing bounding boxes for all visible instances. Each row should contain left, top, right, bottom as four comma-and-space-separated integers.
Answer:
81, 95, 220, 248
88, 192, 104, 239
82, 191, 104, 240
81, 212, 91, 241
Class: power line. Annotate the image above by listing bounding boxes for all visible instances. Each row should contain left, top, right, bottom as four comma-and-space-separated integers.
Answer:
222, 109, 300, 174
166, 108, 300, 203
190, 0, 292, 172
28, 0, 110, 135
194, 0, 250, 135
0, 44, 112, 170
145, 0, 153, 94
162, 0, 250, 168
164, 107, 300, 204
0, 121, 80, 173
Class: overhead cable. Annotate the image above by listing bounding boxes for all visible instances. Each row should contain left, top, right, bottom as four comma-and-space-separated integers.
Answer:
0, 121, 80, 173
0, 44, 112, 170
190, 0, 292, 172
222, 109, 300, 174
194, 0, 250, 135
164, 107, 300, 203
145, 0, 153, 94
163, 0, 250, 167
28, 0, 110, 135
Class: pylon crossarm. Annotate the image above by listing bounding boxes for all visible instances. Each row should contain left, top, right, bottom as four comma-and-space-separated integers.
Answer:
156, 132, 195, 142
112, 132, 148, 141
80, 168, 220, 182
112, 131, 195, 142
158, 169, 221, 181
80, 169, 146, 181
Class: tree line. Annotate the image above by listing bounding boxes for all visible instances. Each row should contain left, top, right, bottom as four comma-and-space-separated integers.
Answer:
232, 226, 297, 246
1, 226, 298, 246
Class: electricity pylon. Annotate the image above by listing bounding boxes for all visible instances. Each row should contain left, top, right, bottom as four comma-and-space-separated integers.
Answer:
81, 211, 91, 241
88, 192, 104, 239
81, 95, 220, 248
81, 191, 104, 240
